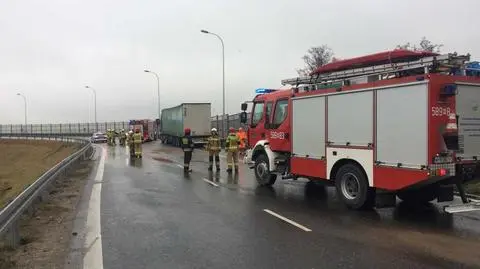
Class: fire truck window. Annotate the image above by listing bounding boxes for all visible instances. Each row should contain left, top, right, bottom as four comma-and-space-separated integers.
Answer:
273, 99, 288, 126
252, 102, 265, 126
266, 102, 273, 122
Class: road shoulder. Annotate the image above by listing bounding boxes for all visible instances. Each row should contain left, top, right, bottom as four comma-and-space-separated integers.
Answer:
65, 145, 104, 269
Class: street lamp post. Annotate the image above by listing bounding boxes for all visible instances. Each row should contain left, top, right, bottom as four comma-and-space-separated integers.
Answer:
144, 70, 161, 124
85, 86, 97, 131
201, 29, 226, 139
16, 93, 27, 131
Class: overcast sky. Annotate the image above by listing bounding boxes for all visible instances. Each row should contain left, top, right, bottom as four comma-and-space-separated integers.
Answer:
0, 0, 478, 124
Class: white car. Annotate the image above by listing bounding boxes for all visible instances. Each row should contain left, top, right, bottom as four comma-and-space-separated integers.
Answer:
90, 132, 107, 143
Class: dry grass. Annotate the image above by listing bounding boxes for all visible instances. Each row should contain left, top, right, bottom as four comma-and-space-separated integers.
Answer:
0, 139, 79, 208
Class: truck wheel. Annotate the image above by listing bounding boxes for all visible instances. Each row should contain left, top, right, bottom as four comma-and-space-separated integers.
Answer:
335, 163, 374, 210
397, 187, 436, 204
254, 154, 277, 186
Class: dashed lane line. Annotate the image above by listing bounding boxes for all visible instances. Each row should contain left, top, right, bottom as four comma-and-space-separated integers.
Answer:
263, 209, 312, 232
202, 178, 220, 187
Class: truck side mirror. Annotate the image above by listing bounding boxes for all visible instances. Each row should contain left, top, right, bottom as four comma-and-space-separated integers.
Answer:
241, 103, 248, 111
240, 112, 248, 124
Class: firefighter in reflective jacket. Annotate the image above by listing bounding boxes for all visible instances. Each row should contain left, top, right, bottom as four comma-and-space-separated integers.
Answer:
225, 127, 240, 173
181, 128, 194, 172
133, 128, 143, 158
237, 127, 247, 158
127, 130, 135, 157
206, 128, 221, 171
106, 129, 113, 146
119, 129, 127, 146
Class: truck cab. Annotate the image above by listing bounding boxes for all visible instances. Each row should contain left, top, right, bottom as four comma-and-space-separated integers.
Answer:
240, 88, 293, 186
247, 88, 291, 152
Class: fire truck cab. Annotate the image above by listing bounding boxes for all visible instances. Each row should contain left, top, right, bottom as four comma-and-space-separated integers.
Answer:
240, 50, 480, 213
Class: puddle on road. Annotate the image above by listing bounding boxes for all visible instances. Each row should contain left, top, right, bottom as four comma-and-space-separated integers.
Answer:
152, 156, 174, 163
152, 148, 175, 154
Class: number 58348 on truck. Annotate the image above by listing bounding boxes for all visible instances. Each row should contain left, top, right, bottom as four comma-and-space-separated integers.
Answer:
240, 49, 480, 213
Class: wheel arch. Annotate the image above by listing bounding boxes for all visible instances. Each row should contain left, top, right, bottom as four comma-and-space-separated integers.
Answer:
329, 158, 368, 183
250, 140, 277, 172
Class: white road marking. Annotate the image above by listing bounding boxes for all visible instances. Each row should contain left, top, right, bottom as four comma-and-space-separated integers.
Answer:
83, 147, 106, 269
202, 178, 219, 187
176, 164, 184, 168
263, 209, 312, 232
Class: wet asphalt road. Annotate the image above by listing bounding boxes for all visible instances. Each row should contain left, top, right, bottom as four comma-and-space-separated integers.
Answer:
99, 142, 480, 269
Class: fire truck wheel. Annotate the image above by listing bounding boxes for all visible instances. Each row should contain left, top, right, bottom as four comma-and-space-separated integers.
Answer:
335, 164, 374, 210
254, 154, 277, 186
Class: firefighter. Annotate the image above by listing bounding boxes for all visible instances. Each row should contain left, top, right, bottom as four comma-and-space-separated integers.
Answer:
112, 129, 118, 145
127, 130, 135, 157
237, 127, 247, 158
119, 129, 127, 146
106, 129, 113, 146
206, 128, 221, 171
181, 128, 194, 173
225, 127, 240, 173
133, 128, 143, 158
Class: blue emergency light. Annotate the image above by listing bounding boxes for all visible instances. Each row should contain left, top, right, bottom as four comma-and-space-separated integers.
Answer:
255, 88, 277, 94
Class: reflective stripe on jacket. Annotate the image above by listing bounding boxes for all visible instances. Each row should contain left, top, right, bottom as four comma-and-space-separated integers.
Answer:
133, 133, 142, 144
181, 136, 194, 152
207, 136, 220, 151
226, 134, 240, 151
237, 131, 247, 148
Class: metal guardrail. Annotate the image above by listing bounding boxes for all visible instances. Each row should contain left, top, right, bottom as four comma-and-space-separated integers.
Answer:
0, 135, 93, 248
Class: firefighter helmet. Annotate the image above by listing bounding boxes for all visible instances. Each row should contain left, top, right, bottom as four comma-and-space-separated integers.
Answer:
184, 128, 191, 135
211, 128, 217, 133
238, 127, 244, 132
229, 127, 235, 133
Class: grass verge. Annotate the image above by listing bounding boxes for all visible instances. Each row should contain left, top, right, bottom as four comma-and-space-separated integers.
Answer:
0, 139, 79, 207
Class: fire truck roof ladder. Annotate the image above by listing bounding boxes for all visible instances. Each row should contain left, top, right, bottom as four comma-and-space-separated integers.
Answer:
282, 53, 471, 87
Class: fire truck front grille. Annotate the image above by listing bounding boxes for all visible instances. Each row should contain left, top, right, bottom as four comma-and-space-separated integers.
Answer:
429, 163, 456, 176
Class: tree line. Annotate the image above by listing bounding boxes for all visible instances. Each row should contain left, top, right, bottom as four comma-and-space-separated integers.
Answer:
297, 37, 443, 76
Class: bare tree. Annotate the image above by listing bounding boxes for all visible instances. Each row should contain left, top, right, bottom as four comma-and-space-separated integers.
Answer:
397, 37, 443, 53
297, 45, 334, 76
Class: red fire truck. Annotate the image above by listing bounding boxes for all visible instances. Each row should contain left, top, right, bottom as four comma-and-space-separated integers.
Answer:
240, 49, 480, 213
129, 119, 157, 142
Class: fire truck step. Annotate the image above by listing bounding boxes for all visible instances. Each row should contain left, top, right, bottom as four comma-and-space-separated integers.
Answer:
444, 202, 480, 213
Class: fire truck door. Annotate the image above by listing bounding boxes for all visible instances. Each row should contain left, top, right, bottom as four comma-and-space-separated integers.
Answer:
248, 101, 267, 146
268, 99, 290, 152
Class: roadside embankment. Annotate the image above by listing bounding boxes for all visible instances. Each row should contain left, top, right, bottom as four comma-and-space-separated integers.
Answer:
0, 139, 79, 207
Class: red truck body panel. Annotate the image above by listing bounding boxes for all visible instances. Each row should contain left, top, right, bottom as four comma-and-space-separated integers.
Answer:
248, 73, 480, 191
